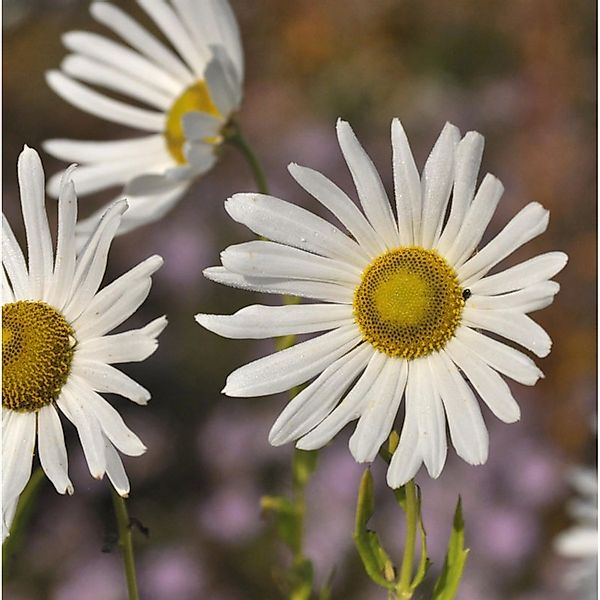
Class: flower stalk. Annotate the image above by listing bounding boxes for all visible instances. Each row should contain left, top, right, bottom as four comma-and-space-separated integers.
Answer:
111, 488, 140, 600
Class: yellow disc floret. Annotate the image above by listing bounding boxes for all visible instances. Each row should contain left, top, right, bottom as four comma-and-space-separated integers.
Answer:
2, 301, 75, 412
353, 247, 465, 359
165, 81, 221, 164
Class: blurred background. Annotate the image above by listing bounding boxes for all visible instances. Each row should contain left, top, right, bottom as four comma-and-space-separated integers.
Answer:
2, 0, 596, 598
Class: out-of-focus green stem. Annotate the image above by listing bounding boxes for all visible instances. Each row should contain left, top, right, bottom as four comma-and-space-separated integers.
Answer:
111, 489, 139, 600
225, 121, 269, 194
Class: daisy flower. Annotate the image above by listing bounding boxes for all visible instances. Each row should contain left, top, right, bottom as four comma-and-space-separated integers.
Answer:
2, 146, 166, 539
555, 467, 598, 600
196, 119, 567, 488
43, 0, 243, 237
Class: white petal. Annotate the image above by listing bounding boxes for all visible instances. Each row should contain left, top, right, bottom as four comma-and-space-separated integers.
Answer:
196, 303, 353, 339
203, 266, 353, 304
336, 119, 399, 248
225, 193, 369, 268
437, 131, 485, 254
69, 377, 145, 456
297, 349, 386, 450
555, 527, 599, 557
18, 146, 54, 299
412, 359, 447, 478
469, 281, 560, 313
269, 343, 372, 445
2, 214, 30, 300
58, 385, 106, 479
2, 411, 36, 506
62, 30, 181, 95
444, 336, 521, 423
90, 1, 193, 85
3, 498, 18, 542
444, 174, 504, 267
463, 307, 552, 358
70, 360, 150, 405
288, 163, 384, 257
223, 324, 362, 397
220, 241, 361, 285
432, 352, 488, 465
391, 119, 420, 246
103, 436, 130, 497
182, 111, 223, 141
46, 71, 165, 132
458, 202, 550, 286
349, 358, 407, 463
2, 269, 15, 303
469, 252, 568, 295
456, 326, 543, 385
419, 122, 460, 248
203, 53, 239, 116
37, 404, 73, 494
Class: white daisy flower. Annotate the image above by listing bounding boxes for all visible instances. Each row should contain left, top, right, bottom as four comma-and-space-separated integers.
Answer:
196, 119, 567, 488
555, 468, 598, 600
43, 0, 243, 237
2, 146, 166, 540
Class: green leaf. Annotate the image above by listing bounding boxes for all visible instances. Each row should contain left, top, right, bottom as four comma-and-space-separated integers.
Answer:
353, 469, 395, 589
410, 504, 430, 591
432, 497, 469, 600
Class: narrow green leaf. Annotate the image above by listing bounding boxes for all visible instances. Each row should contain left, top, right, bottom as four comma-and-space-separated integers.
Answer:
410, 507, 430, 591
432, 497, 469, 600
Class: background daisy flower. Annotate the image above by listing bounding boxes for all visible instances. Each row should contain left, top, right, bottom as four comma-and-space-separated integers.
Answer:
2, 146, 166, 539
43, 0, 244, 237
196, 118, 567, 488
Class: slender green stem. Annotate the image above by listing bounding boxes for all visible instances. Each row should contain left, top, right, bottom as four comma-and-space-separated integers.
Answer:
397, 480, 418, 597
225, 122, 269, 194
2, 467, 45, 576
111, 489, 139, 600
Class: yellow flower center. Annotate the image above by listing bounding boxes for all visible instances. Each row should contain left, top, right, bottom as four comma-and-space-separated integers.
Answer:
165, 81, 221, 164
2, 301, 75, 412
353, 247, 465, 359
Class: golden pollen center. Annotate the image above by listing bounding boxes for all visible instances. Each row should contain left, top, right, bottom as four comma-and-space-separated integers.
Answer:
165, 80, 221, 164
2, 301, 75, 412
353, 247, 465, 359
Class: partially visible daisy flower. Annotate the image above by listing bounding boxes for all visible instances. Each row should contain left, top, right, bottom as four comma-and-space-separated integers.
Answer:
44, 0, 243, 237
2, 146, 166, 540
196, 119, 567, 488
555, 467, 598, 600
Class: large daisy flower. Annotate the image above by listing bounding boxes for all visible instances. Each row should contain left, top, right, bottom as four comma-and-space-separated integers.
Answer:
2, 147, 166, 539
196, 119, 567, 488
44, 0, 243, 237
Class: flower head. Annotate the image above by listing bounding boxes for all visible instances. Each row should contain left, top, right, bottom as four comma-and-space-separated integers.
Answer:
196, 119, 567, 488
2, 147, 166, 539
44, 0, 243, 237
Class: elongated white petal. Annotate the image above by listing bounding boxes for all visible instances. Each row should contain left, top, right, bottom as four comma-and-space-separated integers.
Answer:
432, 352, 488, 465
2, 215, 30, 299
469, 252, 568, 295
456, 326, 543, 385
337, 119, 399, 248
221, 241, 361, 285
225, 193, 369, 268
223, 325, 361, 397
2, 269, 15, 303
18, 147, 54, 299
391, 119, 420, 246
196, 303, 353, 339
419, 122, 460, 247
437, 131, 485, 253
182, 112, 223, 141
70, 360, 150, 405
103, 436, 130, 497
288, 163, 385, 257
46, 71, 165, 132
463, 307, 552, 357
3, 498, 18, 542
203, 53, 239, 115
458, 202, 550, 285
469, 281, 560, 313
444, 336, 521, 423
90, 1, 193, 85
203, 266, 353, 304
297, 349, 386, 450
2, 412, 36, 506
349, 358, 407, 463
445, 174, 504, 267
37, 405, 73, 494
269, 344, 372, 445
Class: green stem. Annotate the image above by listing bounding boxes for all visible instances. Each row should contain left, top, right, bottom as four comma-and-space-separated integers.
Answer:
2, 467, 45, 576
397, 480, 418, 597
111, 489, 140, 600
225, 122, 269, 194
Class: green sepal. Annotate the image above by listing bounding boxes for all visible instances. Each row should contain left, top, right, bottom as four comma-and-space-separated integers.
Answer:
432, 497, 469, 600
